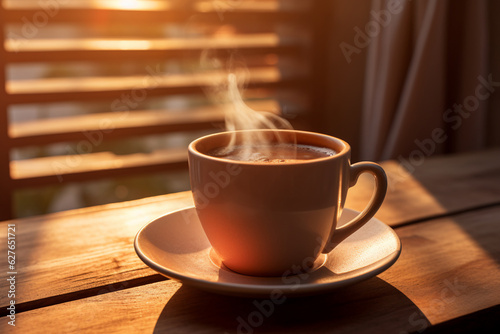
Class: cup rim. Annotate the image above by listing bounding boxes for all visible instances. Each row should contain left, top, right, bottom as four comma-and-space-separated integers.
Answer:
188, 129, 351, 165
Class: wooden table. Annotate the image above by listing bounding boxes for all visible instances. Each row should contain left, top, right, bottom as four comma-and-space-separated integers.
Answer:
2, 149, 500, 333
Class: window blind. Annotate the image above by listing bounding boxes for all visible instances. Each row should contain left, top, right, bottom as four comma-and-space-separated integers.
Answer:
0, 0, 329, 219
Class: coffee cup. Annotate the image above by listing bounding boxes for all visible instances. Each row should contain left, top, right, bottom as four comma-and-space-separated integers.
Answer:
188, 129, 387, 276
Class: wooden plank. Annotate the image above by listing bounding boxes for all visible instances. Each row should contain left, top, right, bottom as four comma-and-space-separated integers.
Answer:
4, 34, 300, 63
379, 205, 500, 325
5, 35, 288, 52
194, 0, 291, 12
401, 148, 500, 213
3, 0, 174, 11
347, 148, 500, 226
8, 99, 287, 147
1, 2, 303, 24
6, 67, 281, 95
3, 9, 300, 24
0, 191, 194, 313
0, 279, 428, 334
2, 205, 499, 333
4, 67, 301, 104
10, 147, 190, 187
9, 108, 225, 147
3, 0, 286, 12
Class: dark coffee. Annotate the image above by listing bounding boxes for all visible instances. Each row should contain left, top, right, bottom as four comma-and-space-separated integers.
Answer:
208, 143, 336, 163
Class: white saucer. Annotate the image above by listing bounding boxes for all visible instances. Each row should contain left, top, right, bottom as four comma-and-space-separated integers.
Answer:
134, 207, 401, 298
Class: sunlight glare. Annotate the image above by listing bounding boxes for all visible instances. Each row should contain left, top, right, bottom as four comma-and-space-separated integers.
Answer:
120, 0, 147, 10
92, 0, 167, 11
85, 39, 152, 50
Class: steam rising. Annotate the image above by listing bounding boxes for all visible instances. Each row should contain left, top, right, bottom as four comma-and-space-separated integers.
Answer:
221, 73, 294, 158
201, 51, 295, 160
224, 74, 291, 132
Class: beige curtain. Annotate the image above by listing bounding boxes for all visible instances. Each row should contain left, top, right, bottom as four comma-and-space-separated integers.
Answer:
360, 0, 491, 161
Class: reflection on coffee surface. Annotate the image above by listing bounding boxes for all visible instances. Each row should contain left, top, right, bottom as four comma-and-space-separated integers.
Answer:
208, 143, 336, 163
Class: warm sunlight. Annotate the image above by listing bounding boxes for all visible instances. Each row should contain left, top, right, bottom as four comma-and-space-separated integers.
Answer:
116, 0, 150, 10
91, 0, 168, 11
4, 0, 169, 11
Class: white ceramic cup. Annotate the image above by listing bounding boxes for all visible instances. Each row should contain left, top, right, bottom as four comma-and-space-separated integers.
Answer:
188, 129, 387, 276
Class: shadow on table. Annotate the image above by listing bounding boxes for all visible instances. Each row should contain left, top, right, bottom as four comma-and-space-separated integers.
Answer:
153, 277, 429, 333
397, 149, 500, 266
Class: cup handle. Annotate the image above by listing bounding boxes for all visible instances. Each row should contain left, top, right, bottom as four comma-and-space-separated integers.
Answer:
322, 162, 388, 253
